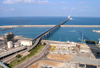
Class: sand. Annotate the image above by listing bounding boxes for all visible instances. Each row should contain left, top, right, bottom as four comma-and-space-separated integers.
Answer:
47, 54, 72, 61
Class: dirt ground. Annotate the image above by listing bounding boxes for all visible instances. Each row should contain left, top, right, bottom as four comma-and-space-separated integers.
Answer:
47, 54, 72, 61
28, 60, 65, 68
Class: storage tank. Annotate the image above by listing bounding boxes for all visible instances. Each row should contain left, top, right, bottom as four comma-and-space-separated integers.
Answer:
98, 39, 100, 44
7, 41, 13, 48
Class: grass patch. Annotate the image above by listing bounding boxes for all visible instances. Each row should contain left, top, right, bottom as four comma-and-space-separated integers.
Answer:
8, 43, 45, 68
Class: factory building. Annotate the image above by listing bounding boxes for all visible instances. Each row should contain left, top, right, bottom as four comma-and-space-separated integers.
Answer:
50, 41, 76, 54
20, 40, 32, 46
3, 32, 14, 44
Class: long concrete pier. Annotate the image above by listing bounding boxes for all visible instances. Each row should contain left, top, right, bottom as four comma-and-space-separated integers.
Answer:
1, 25, 100, 28
14, 19, 69, 68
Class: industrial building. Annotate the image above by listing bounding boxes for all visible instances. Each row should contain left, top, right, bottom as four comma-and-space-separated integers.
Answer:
0, 32, 33, 59
49, 41, 76, 54
20, 40, 32, 46
3, 32, 14, 44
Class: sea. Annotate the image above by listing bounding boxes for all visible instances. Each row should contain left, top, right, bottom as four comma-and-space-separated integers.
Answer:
0, 17, 100, 42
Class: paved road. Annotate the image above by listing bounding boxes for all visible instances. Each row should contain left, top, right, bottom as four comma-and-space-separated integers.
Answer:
15, 40, 50, 68
1, 49, 27, 63
73, 56, 99, 66
0, 46, 26, 58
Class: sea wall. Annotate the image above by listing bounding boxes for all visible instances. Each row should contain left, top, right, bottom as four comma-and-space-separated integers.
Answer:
0, 25, 55, 28
61, 25, 100, 27
0, 25, 100, 28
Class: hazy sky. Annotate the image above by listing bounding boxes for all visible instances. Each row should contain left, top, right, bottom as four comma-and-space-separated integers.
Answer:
0, 0, 100, 17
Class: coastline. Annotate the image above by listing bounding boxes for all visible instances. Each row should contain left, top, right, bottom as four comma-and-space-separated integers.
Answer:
0, 25, 100, 28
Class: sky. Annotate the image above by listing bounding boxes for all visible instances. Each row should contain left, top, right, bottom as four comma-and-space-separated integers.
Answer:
0, 0, 100, 17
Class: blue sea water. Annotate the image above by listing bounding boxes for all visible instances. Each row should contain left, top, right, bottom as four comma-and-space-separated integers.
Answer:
0, 27, 51, 39
0, 17, 100, 26
0, 17, 67, 26
47, 27, 100, 42
66, 17, 100, 25
0, 17, 100, 42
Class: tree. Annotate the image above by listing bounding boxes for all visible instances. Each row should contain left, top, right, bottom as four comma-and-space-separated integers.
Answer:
43, 43, 46, 45
16, 54, 22, 58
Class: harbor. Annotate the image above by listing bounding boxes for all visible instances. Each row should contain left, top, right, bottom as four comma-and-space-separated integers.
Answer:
0, 17, 100, 68
0, 0, 100, 67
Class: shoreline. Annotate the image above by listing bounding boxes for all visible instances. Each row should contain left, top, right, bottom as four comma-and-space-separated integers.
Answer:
0, 25, 100, 28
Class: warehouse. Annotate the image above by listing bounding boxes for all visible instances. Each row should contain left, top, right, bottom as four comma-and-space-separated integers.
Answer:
20, 40, 32, 46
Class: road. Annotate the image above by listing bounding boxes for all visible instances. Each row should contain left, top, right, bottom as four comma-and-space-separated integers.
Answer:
14, 40, 50, 68
1, 49, 27, 63
73, 56, 99, 66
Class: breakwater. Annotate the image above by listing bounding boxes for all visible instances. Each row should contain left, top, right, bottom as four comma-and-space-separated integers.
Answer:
61, 25, 100, 27
0, 25, 100, 28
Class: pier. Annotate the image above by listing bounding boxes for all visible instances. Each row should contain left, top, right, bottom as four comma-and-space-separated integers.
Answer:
28, 19, 69, 51
0, 19, 69, 60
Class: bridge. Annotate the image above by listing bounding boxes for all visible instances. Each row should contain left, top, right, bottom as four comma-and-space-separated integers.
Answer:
28, 19, 69, 51
0, 19, 69, 61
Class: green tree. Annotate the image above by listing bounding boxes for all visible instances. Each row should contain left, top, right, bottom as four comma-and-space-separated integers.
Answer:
43, 43, 46, 45
16, 54, 22, 58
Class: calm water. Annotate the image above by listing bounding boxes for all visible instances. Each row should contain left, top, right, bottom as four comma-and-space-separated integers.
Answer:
0, 27, 51, 39
0, 17, 100, 42
66, 17, 100, 25
47, 27, 100, 42
0, 17, 67, 26
0, 17, 100, 26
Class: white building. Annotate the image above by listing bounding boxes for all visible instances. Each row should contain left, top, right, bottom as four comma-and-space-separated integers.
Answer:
7, 41, 13, 48
20, 40, 32, 46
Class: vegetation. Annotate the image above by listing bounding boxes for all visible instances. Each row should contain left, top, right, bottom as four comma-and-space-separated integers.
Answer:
16, 54, 22, 58
43, 42, 46, 45
8, 43, 45, 68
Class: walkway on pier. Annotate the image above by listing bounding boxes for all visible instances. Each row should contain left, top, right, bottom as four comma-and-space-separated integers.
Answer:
28, 19, 69, 51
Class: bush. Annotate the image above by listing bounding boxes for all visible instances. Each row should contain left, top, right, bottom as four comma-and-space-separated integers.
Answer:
43, 43, 46, 45
16, 54, 22, 58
